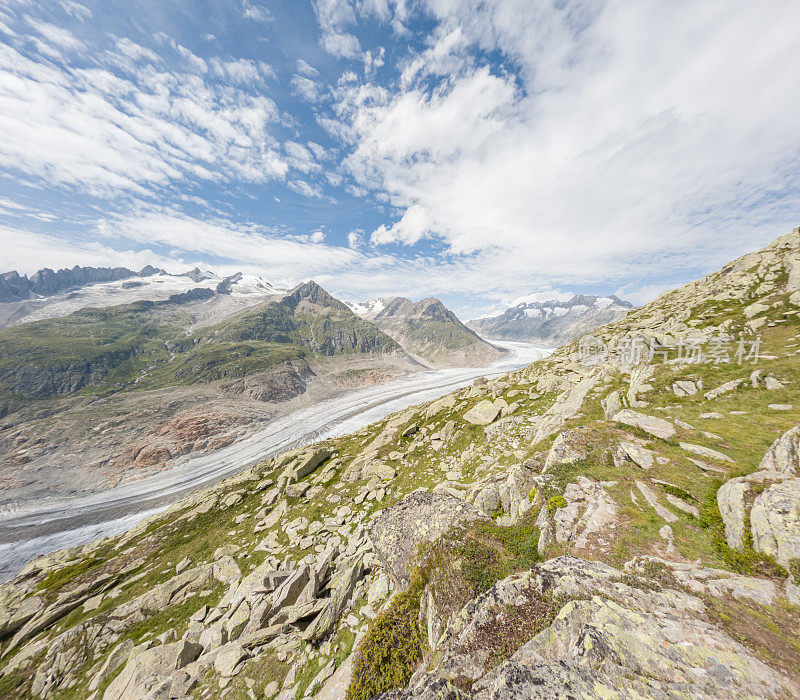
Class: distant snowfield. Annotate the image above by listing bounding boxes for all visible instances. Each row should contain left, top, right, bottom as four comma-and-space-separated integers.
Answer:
0, 340, 550, 581
0, 272, 283, 328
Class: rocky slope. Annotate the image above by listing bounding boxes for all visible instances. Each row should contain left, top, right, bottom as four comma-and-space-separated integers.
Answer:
352, 296, 505, 368
1, 229, 800, 698
0, 281, 419, 502
468, 294, 632, 347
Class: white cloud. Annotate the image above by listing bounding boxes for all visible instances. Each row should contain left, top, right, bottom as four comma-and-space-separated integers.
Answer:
284, 141, 320, 173
322, 32, 361, 59
25, 16, 84, 50
210, 57, 275, 84
297, 59, 319, 77
312, 0, 362, 57
347, 228, 364, 247
59, 1, 91, 20
241, 1, 272, 23
288, 179, 324, 198
334, 0, 800, 288
290, 74, 322, 102
0, 38, 288, 195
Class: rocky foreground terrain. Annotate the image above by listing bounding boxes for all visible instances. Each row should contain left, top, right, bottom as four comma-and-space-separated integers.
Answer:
1, 230, 800, 698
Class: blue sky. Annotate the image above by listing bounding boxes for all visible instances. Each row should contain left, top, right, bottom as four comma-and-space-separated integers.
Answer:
1, 0, 799, 319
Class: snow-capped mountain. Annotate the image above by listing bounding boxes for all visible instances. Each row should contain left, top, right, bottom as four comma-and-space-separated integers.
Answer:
467, 294, 633, 347
344, 297, 395, 320
0, 266, 286, 329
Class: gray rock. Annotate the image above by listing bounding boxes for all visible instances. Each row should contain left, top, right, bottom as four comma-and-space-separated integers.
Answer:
704, 378, 744, 400
463, 399, 503, 426
543, 430, 586, 471
614, 441, 656, 470
315, 654, 354, 700
611, 409, 676, 440
759, 425, 800, 474
103, 639, 202, 700
750, 478, 800, 566
284, 447, 332, 482
679, 442, 734, 463
88, 639, 133, 691
304, 556, 364, 642
213, 642, 248, 677
406, 557, 797, 699
367, 491, 488, 588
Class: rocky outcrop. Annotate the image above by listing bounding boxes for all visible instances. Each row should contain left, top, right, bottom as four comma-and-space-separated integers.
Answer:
401, 557, 798, 699
611, 409, 676, 440
368, 492, 488, 588
717, 425, 800, 566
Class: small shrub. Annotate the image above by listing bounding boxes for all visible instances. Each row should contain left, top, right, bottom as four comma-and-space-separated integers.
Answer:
546, 495, 567, 513
346, 582, 427, 700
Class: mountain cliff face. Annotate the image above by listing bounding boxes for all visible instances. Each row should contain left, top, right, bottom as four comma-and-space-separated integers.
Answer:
353, 296, 505, 367
468, 294, 632, 347
2, 231, 800, 699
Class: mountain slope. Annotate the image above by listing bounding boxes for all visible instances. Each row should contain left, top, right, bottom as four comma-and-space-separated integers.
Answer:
468, 293, 632, 346
0, 281, 416, 500
359, 296, 505, 367
2, 230, 800, 699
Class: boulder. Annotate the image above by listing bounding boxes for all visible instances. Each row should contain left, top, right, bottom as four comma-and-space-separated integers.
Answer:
704, 378, 744, 400
614, 441, 656, 470
103, 640, 202, 700
611, 409, 676, 440
679, 442, 734, 463
543, 430, 586, 470
213, 642, 248, 677
749, 478, 800, 566
284, 447, 331, 482
367, 491, 488, 588
462, 399, 503, 426
759, 425, 800, 474
304, 556, 364, 642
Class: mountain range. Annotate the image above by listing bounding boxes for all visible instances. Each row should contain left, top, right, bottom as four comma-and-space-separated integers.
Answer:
347, 296, 504, 367
468, 294, 633, 346
0, 274, 502, 503
1, 229, 798, 699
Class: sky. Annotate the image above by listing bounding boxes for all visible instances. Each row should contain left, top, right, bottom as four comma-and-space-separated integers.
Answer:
0, 0, 799, 319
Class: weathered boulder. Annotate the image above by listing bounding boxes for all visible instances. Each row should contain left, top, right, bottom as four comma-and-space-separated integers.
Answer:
535, 477, 618, 555
368, 492, 488, 588
304, 556, 364, 642
704, 378, 744, 400
749, 478, 800, 566
543, 430, 585, 471
760, 425, 800, 474
103, 640, 202, 700
614, 441, 656, 470
611, 409, 676, 440
284, 447, 331, 482
679, 441, 734, 463
463, 399, 503, 426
